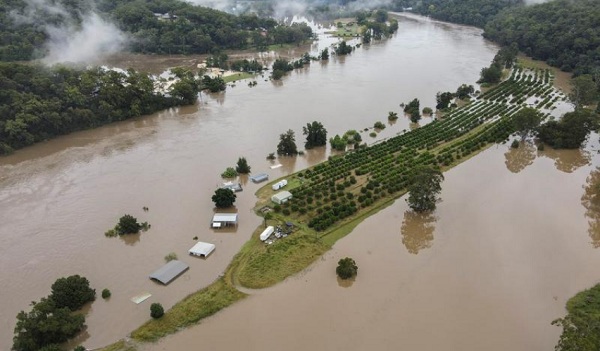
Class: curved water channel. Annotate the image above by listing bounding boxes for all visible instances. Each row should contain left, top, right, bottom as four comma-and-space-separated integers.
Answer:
0, 14, 598, 350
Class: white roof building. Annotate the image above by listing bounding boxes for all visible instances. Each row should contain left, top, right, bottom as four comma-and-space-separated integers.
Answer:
189, 242, 216, 258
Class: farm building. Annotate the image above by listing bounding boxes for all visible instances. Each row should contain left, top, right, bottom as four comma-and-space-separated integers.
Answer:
250, 173, 269, 183
271, 191, 293, 204
211, 213, 238, 228
189, 241, 216, 258
149, 260, 189, 285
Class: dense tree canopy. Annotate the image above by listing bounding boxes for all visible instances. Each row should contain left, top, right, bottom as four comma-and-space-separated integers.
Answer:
50, 275, 96, 311
13, 298, 85, 351
484, 0, 600, 75
0, 63, 200, 154
0, 0, 313, 61
537, 109, 598, 149
212, 188, 236, 208
412, 0, 522, 28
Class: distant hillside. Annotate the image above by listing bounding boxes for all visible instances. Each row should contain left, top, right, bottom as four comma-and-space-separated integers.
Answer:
484, 0, 600, 74
0, 0, 313, 61
410, 0, 523, 28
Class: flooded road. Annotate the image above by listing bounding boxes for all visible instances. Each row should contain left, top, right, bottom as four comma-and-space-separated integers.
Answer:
143, 141, 600, 351
1, 14, 589, 350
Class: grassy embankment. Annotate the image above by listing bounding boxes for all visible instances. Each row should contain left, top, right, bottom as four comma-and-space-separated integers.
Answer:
100, 66, 564, 351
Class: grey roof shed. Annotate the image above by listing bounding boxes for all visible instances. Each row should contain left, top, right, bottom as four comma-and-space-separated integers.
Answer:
149, 260, 189, 285
250, 173, 269, 183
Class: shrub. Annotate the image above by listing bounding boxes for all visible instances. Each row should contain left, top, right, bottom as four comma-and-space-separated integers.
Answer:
511, 139, 520, 148
221, 167, 238, 178
101, 288, 111, 299
150, 303, 164, 319
374, 121, 386, 129
336, 257, 358, 279
369, 132, 377, 138
165, 252, 178, 262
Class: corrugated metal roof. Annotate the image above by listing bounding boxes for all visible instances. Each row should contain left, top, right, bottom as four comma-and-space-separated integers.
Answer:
250, 173, 269, 183
149, 260, 189, 285
212, 213, 238, 223
272, 191, 292, 201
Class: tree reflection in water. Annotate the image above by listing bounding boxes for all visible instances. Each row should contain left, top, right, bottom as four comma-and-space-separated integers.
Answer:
504, 141, 537, 173
539, 147, 590, 173
581, 167, 600, 248
401, 210, 437, 254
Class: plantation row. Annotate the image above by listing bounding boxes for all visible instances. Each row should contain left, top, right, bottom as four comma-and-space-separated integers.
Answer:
270, 69, 562, 232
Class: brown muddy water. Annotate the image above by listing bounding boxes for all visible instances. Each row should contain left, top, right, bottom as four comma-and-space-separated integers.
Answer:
141, 139, 600, 351
0, 14, 589, 351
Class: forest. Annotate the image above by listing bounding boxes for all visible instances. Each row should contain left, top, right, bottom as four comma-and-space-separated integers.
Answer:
0, 0, 313, 61
0, 63, 200, 154
483, 0, 600, 75
410, 0, 600, 77
410, 0, 522, 28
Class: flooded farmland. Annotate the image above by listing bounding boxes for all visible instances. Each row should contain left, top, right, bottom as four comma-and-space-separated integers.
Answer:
1, 13, 596, 351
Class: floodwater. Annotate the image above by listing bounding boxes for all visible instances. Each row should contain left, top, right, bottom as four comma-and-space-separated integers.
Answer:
0, 13, 590, 351
142, 139, 600, 351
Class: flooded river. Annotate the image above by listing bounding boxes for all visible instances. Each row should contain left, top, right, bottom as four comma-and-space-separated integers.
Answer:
0, 14, 595, 351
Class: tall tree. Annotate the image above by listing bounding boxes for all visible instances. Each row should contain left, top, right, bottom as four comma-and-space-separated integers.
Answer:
407, 167, 444, 212
512, 107, 542, 140
235, 157, 251, 174
277, 129, 298, 155
303, 121, 328, 149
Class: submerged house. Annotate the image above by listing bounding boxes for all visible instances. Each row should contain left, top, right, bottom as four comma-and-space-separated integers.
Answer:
189, 241, 216, 258
211, 213, 239, 228
149, 260, 189, 285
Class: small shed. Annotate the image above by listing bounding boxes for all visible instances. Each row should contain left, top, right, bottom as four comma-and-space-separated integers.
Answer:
149, 260, 189, 285
260, 226, 274, 241
189, 242, 216, 258
271, 191, 293, 204
212, 213, 238, 228
250, 173, 269, 183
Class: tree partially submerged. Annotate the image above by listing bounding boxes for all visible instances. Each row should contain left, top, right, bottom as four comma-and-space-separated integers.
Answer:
537, 109, 597, 149
336, 257, 358, 279
303, 121, 328, 149
407, 167, 444, 212
212, 188, 236, 208
13, 298, 85, 351
50, 275, 96, 311
512, 107, 542, 140
277, 129, 298, 156
235, 157, 251, 174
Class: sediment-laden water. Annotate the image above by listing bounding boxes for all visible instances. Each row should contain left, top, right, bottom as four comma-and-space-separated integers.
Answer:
2, 14, 593, 351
